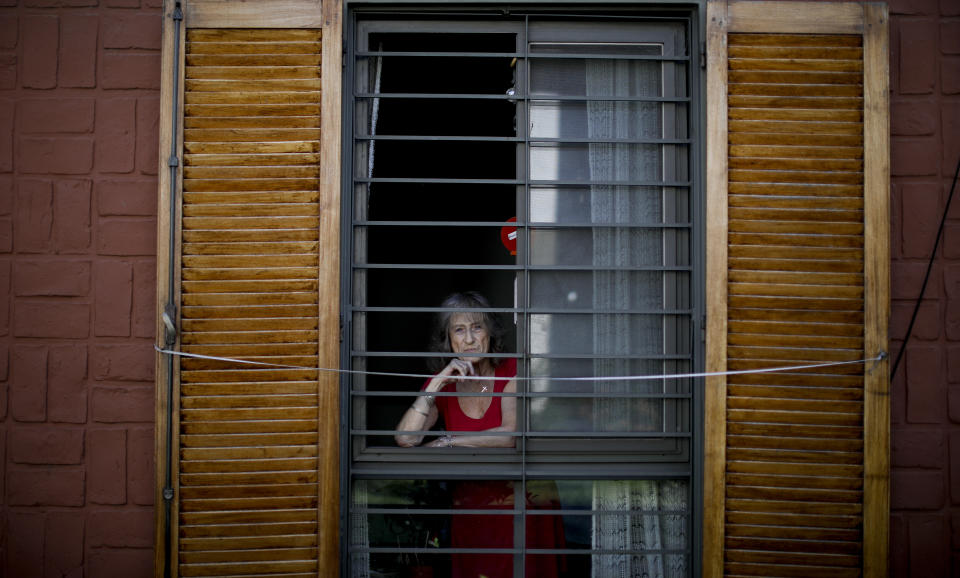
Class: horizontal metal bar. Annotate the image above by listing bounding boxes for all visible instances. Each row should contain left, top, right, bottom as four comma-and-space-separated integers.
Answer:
355, 507, 520, 515
352, 306, 520, 313
357, 430, 691, 438
356, 50, 521, 58
356, 134, 522, 142
361, 429, 522, 436
356, 50, 690, 61
527, 52, 690, 62
528, 179, 693, 187
359, 177, 692, 187
356, 92, 517, 100
354, 177, 523, 184
528, 95, 691, 102
354, 507, 690, 516
355, 92, 691, 103
355, 135, 691, 145
354, 390, 693, 399
351, 547, 690, 555
529, 137, 691, 145
350, 462, 693, 479
354, 264, 694, 271
355, 220, 693, 229
351, 306, 693, 314
354, 351, 693, 360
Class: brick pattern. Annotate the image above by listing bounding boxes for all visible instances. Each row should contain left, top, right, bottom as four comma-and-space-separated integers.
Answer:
0, 2, 159, 576
889, 1, 960, 576
0, 0, 958, 576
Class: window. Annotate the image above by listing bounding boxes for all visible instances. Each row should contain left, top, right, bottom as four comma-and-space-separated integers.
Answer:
154, 2, 889, 576
342, 10, 701, 577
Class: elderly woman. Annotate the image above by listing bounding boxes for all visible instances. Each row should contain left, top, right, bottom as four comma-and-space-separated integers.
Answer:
393, 292, 564, 578
395, 291, 517, 449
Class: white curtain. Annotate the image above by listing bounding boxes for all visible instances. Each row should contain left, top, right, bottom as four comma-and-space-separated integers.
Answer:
587, 57, 687, 577
587, 57, 664, 434
351, 487, 370, 578
591, 480, 688, 578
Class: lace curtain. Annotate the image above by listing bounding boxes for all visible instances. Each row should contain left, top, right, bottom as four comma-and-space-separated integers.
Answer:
591, 480, 688, 578
587, 57, 687, 577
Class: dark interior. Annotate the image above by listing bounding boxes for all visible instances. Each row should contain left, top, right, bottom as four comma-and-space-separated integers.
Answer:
360, 32, 520, 440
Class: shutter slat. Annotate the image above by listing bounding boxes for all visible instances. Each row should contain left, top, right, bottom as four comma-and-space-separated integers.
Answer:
183, 230, 319, 243
181, 459, 319, 474
187, 54, 323, 66
183, 201, 319, 214
182, 446, 318, 459
184, 115, 321, 129
729, 143, 862, 158
185, 79, 322, 92
185, 140, 320, 153
728, 33, 862, 47
724, 562, 860, 578
180, 547, 317, 563
727, 461, 863, 477
185, 153, 322, 166
179, 534, 318, 550
182, 305, 319, 319
727, 96, 863, 110
727, 524, 860, 541
182, 397, 319, 410
729, 58, 863, 73
180, 433, 319, 447
726, 512, 862, 530
727, 385, 863, 400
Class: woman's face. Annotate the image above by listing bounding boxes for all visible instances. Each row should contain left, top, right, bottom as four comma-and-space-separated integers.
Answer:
448, 313, 490, 360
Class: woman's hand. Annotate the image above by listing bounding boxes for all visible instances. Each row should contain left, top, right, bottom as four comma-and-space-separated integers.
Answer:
430, 358, 476, 389
423, 435, 454, 448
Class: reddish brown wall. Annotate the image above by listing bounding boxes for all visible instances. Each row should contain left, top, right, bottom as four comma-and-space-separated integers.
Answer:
0, 0, 162, 575
0, 0, 957, 576
888, 0, 960, 576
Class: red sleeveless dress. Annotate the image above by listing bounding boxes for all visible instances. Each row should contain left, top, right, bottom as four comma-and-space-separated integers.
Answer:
426, 358, 565, 578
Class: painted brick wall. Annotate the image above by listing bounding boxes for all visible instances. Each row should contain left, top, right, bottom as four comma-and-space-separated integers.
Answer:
888, 0, 960, 576
0, 0, 161, 576
0, 0, 958, 576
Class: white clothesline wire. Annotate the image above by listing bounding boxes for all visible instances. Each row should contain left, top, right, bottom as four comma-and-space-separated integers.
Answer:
154, 345, 885, 382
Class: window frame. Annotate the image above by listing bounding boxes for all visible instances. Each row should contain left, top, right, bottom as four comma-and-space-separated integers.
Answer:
338, 5, 707, 577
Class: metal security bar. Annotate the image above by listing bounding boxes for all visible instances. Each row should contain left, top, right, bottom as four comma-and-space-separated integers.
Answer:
343, 12, 699, 578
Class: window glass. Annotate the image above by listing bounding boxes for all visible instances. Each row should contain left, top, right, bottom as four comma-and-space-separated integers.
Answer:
346, 15, 697, 577
352, 478, 690, 577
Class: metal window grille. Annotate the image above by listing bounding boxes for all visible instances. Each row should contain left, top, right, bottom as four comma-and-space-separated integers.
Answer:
342, 11, 701, 578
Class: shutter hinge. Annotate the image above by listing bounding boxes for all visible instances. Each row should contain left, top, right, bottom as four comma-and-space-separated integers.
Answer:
162, 303, 178, 347
700, 314, 706, 343
700, 40, 706, 69
339, 314, 344, 343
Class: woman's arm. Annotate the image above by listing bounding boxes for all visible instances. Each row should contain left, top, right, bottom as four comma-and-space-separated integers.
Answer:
394, 358, 476, 447
394, 396, 439, 447
424, 378, 517, 448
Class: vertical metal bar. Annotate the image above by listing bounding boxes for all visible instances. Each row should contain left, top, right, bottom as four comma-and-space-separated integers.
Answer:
162, 3, 183, 578
519, 15, 530, 578
341, 10, 358, 578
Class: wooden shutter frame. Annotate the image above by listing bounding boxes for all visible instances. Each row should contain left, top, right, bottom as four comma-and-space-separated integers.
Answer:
703, 1, 889, 577
154, 0, 342, 576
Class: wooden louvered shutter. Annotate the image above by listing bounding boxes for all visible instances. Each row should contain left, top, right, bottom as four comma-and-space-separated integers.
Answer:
704, 2, 889, 577
155, 1, 341, 577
